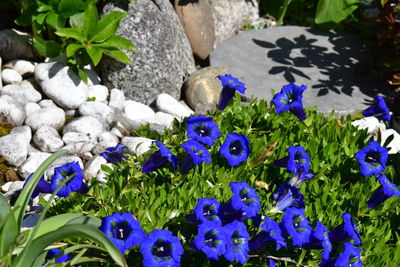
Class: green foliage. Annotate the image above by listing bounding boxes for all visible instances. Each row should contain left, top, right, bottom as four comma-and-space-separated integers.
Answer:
15, 0, 136, 82
0, 150, 127, 266
260, 0, 362, 27
47, 95, 400, 266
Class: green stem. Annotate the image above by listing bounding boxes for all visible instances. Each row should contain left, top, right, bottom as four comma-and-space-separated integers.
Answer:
277, 0, 293, 26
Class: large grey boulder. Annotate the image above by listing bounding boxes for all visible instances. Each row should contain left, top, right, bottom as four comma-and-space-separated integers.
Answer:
99, 0, 196, 105
0, 29, 37, 62
210, 26, 392, 115
208, 0, 259, 46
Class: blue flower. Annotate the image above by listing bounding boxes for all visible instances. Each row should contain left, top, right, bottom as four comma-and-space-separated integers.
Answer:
100, 144, 127, 164
186, 116, 220, 146
220, 182, 260, 223
223, 220, 250, 264
280, 208, 312, 247
140, 229, 184, 267
328, 213, 362, 246
217, 74, 246, 110
24, 174, 52, 199
271, 83, 307, 121
354, 141, 388, 177
362, 95, 391, 121
189, 198, 222, 225
99, 212, 145, 255
271, 183, 305, 212
193, 222, 226, 260
304, 221, 332, 260
249, 217, 286, 251
45, 248, 72, 263
274, 145, 310, 174
142, 141, 179, 173
368, 174, 400, 208
50, 162, 87, 198
219, 133, 251, 167
180, 140, 211, 174
269, 259, 276, 267
289, 169, 314, 188
319, 242, 362, 267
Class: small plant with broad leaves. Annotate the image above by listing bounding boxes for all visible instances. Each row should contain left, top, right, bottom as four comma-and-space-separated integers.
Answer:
15, 0, 136, 82
0, 150, 127, 266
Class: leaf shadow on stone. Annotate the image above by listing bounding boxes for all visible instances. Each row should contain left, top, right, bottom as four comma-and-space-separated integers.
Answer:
252, 28, 392, 98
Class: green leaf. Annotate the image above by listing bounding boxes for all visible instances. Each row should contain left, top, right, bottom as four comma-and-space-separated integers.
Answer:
33, 37, 63, 58
55, 28, 87, 43
90, 11, 126, 43
85, 47, 103, 66
13, 150, 69, 231
45, 10, 66, 30
82, 4, 99, 37
66, 43, 83, 57
0, 194, 10, 223
103, 48, 131, 65
70, 12, 84, 28
0, 211, 18, 257
58, 0, 85, 17
94, 35, 136, 51
35, 12, 48, 25
36, 0, 52, 12
315, 0, 360, 24
15, 4, 38, 26
14, 224, 127, 267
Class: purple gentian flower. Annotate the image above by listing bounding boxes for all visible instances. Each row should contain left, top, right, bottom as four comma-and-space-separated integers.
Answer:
180, 140, 211, 174
362, 95, 391, 121
193, 222, 226, 260
304, 221, 332, 260
24, 173, 52, 199
142, 141, 179, 173
223, 220, 250, 264
100, 144, 127, 164
280, 208, 312, 247
249, 217, 286, 251
50, 162, 87, 198
217, 74, 247, 110
272, 83, 307, 121
219, 133, 251, 167
289, 169, 314, 188
354, 141, 388, 177
140, 229, 184, 267
45, 248, 72, 263
186, 115, 220, 146
99, 212, 145, 255
368, 174, 400, 208
188, 198, 222, 225
319, 242, 362, 267
271, 183, 305, 212
274, 145, 310, 174
328, 213, 362, 246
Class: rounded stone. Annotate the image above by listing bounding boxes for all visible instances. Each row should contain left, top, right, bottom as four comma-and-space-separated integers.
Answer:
62, 116, 106, 140
1, 68, 22, 84
4, 59, 35, 77
33, 126, 64, 153
25, 107, 66, 131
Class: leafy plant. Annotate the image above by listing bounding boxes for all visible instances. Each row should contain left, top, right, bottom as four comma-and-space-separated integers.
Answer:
15, 0, 136, 82
47, 93, 400, 266
0, 149, 127, 266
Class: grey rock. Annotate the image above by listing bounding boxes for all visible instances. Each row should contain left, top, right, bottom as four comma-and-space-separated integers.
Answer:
24, 102, 41, 115
34, 62, 88, 109
184, 66, 228, 109
1, 69, 22, 84
99, 0, 196, 105
210, 26, 392, 115
0, 29, 37, 62
33, 126, 64, 153
62, 142, 96, 155
79, 101, 110, 123
0, 133, 28, 166
80, 152, 93, 163
62, 131, 96, 155
38, 99, 57, 108
209, 0, 259, 46
351, 117, 385, 136
380, 129, 400, 154
10, 126, 32, 144
108, 88, 125, 108
85, 69, 101, 86
62, 116, 106, 140
27, 144, 41, 156
25, 107, 66, 131
0, 95, 25, 125
1, 181, 24, 193
174, 0, 215, 60
111, 126, 124, 138
1, 84, 42, 104
18, 151, 52, 179
0, 57, 2, 89
45, 155, 83, 180
87, 84, 109, 102
4, 59, 35, 77
156, 93, 193, 119
92, 132, 119, 155
1, 181, 14, 192
84, 155, 107, 181
123, 100, 155, 122
121, 136, 153, 155
62, 132, 90, 144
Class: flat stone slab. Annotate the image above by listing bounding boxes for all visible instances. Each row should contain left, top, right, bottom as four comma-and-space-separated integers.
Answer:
210, 26, 392, 115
